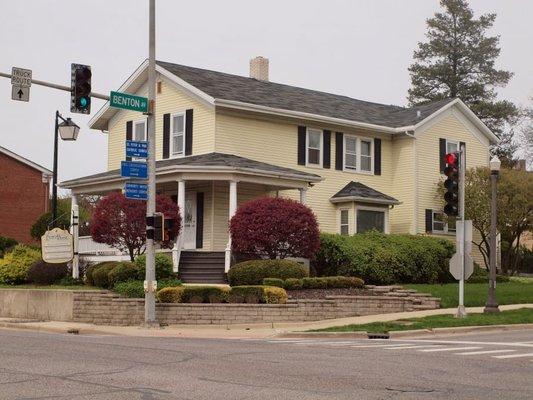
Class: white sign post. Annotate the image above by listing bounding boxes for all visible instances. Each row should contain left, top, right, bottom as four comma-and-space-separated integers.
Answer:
41, 228, 74, 264
11, 67, 31, 102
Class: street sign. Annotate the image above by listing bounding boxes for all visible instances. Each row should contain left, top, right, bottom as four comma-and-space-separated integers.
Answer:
110, 91, 148, 113
11, 67, 32, 87
126, 140, 148, 158
125, 182, 148, 200
121, 160, 148, 179
41, 228, 73, 264
11, 85, 29, 102
449, 252, 474, 280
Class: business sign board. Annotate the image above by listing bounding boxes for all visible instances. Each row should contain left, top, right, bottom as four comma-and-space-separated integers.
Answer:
126, 140, 148, 158
41, 228, 73, 264
125, 182, 148, 200
121, 160, 148, 179
110, 91, 148, 113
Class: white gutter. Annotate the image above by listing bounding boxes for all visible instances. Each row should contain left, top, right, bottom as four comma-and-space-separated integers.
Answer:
330, 196, 401, 205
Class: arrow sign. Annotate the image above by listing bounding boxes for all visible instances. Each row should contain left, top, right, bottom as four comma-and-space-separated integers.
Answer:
11, 85, 30, 102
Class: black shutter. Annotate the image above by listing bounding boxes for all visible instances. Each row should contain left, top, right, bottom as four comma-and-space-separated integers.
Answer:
163, 113, 170, 159
425, 209, 433, 233
439, 138, 446, 173
196, 192, 204, 249
323, 130, 331, 169
297, 126, 306, 165
125, 121, 133, 161
374, 138, 381, 175
335, 132, 343, 170
185, 109, 193, 156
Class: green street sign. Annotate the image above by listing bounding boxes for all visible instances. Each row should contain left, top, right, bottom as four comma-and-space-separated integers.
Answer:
110, 91, 148, 113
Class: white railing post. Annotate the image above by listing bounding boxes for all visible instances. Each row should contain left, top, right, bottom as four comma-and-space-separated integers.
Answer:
299, 186, 308, 205
225, 180, 238, 272
71, 195, 80, 279
174, 180, 186, 272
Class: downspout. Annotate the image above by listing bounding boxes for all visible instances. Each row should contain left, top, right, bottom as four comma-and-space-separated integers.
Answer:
404, 131, 418, 234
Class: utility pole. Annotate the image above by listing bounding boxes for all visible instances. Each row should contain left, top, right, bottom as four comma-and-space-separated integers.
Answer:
456, 144, 467, 318
144, 0, 157, 325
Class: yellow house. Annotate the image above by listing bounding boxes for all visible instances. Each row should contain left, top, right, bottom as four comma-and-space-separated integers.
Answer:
61, 57, 498, 283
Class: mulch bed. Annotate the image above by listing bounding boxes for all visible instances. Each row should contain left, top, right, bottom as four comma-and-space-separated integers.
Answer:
287, 288, 373, 300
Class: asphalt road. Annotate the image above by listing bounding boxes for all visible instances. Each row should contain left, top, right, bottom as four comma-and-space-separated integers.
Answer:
0, 328, 532, 399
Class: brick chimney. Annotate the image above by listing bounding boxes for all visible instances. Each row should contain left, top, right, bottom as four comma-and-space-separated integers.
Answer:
250, 56, 269, 81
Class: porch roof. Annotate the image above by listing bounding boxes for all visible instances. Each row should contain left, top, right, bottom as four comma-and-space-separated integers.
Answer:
330, 181, 400, 205
60, 152, 322, 192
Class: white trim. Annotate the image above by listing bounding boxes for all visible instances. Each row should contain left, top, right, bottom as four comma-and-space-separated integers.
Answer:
342, 134, 374, 175
339, 208, 350, 236
169, 111, 186, 158
133, 119, 147, 141
0, 145, 52, 175
156, 66, 215, 107
412, 135, 418, 234
430, 209, 456, 235
330, 196, 400, 205
355, 205, 389, 234
306, 128, 323, 168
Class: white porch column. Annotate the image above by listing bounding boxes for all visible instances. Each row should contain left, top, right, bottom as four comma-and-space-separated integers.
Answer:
299, 186, 308, 205
225, 180, 238, 272
172, 180, 186, 272
70, 195, 80, 279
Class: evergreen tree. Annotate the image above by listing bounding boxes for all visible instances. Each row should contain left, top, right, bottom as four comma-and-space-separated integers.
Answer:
408, 0, 518, 139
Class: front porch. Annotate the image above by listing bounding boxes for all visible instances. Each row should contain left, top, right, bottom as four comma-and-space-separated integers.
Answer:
61, 153, 322, 283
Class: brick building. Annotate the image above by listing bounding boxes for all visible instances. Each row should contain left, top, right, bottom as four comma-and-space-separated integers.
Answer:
0, 146, 52, 244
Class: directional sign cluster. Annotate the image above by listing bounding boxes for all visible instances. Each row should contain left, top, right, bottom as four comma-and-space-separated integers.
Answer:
121, 138, 149, 200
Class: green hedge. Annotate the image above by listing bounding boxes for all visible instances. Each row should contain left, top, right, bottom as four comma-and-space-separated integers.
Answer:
134, 253, 174, 280
467, 264, 510, 284
156, 285, 288, 304
263, 276, 364, 290
0, 236, 17, 258
228, 259, 308, 286
0, 245, 42, 284
314, 232, 455, 285
114, 278, 182, 298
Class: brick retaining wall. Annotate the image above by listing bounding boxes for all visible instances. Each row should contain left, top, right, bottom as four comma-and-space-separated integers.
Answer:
71, 287, 440, 326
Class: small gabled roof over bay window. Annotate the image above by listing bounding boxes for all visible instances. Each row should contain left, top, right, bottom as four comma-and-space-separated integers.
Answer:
330, 181, 400, 206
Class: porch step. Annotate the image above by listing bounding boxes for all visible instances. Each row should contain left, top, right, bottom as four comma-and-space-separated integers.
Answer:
179, 251, 226, 284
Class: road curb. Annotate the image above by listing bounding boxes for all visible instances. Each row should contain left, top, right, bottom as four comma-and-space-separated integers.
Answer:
276, 323, 533, 339
0, 322, 116, 336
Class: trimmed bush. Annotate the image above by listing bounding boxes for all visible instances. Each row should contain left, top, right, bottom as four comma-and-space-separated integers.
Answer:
229, 197, 320, 259
114, 278, 182, 298
0, 236, 17, 258
314, 232, 455, 284
180, 286, 230, 303
302, 277, 328, 289
467, 264, 510, 283
92, 263, 117, 288
228, 285, 288, 304
27, 260, 68, 285
0, 244, 41, 284
107, 262, 139, 287
283, 278, 304, 290
262, 278, 284, 288
134, 253, 174, 280
228, 259, 308, 286
263, 286, 288, 304
157, 286, 185, 303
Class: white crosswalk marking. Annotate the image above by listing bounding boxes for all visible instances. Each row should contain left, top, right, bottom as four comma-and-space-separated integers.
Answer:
493, 353, 533, 359
457, 349, 516, 355
383, 345, 444, 350
419, 346, 482, 352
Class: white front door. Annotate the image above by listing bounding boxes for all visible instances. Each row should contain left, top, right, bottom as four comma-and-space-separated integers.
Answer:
183, 192, 197, 249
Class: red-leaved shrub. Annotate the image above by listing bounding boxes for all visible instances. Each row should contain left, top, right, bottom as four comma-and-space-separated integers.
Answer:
91, 192, 181, 261
229, 197, 320, 259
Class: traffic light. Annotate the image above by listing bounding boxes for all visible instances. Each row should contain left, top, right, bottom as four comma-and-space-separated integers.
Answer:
153, 213, 164, 242
443, 152, 459, 216
71, 63, 91, 114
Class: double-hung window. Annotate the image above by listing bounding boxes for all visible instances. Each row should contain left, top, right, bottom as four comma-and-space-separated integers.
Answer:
134, 120, 146, 141
340, 209, 349, 235
343, 136, 373, 173
446, 139, 459, 154
356, 208, 386, 233
171, 112, 185, 158
306, 129, 322, 166
432, 210, 456, 234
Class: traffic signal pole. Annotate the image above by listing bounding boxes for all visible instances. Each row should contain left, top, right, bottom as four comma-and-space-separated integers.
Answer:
456, 144, 467, 318
144, 0, 157, 326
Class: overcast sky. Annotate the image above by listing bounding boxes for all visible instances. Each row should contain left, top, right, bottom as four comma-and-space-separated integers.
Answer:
0, 0, 531, 182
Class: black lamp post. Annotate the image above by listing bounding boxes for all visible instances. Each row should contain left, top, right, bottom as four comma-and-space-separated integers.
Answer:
51, 111, 80, 227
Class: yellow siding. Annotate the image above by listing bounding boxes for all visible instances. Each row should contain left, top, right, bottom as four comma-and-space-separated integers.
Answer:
215, 112, 394, 235
107, 76, 215, 170
389, 137, 415, 234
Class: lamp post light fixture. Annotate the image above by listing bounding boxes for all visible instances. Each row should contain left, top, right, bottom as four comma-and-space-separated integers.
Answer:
51, 111, 80, 227
484, 155, 501, 313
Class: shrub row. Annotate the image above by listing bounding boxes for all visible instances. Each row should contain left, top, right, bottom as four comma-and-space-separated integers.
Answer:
467, 264, 510, 284
0, 236, 17, 258
114, 278, 183, 298
157, 285, 288, 304
228, 259, 308, 286
27, 260, 68, 285
314, 232, 456, 285
262, 276, 364, 290
0, 245, 41, 285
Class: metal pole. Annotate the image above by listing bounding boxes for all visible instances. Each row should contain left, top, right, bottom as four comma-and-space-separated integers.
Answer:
484, 171, 500, 313
0, 72, 109, 100
52, 111, 59, 227
144, 0, 157, 326
456, 144, 467, 318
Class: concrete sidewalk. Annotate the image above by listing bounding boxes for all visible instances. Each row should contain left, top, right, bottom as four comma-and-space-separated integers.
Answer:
1, 303, 532, 339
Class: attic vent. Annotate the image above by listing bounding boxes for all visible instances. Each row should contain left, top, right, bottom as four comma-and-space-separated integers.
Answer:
250, 56, 269, 81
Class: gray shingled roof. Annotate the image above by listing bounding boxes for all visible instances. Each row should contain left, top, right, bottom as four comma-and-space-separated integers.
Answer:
61, 152, 321, 187
331, 181, 400, 205
157, 61, 454, 128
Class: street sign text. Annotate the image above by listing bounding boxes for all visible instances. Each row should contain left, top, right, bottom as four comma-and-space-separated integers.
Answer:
110, 91, 148, 113
126, 140, 148, 158
121, 160, 148, 179
125, 182, 148, 200
11, 67, 32, 87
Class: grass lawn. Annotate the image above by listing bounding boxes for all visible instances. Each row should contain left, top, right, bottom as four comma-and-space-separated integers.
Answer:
311, 308, 533, 333
0, 284, 100, 291
404, 279, 533, 308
